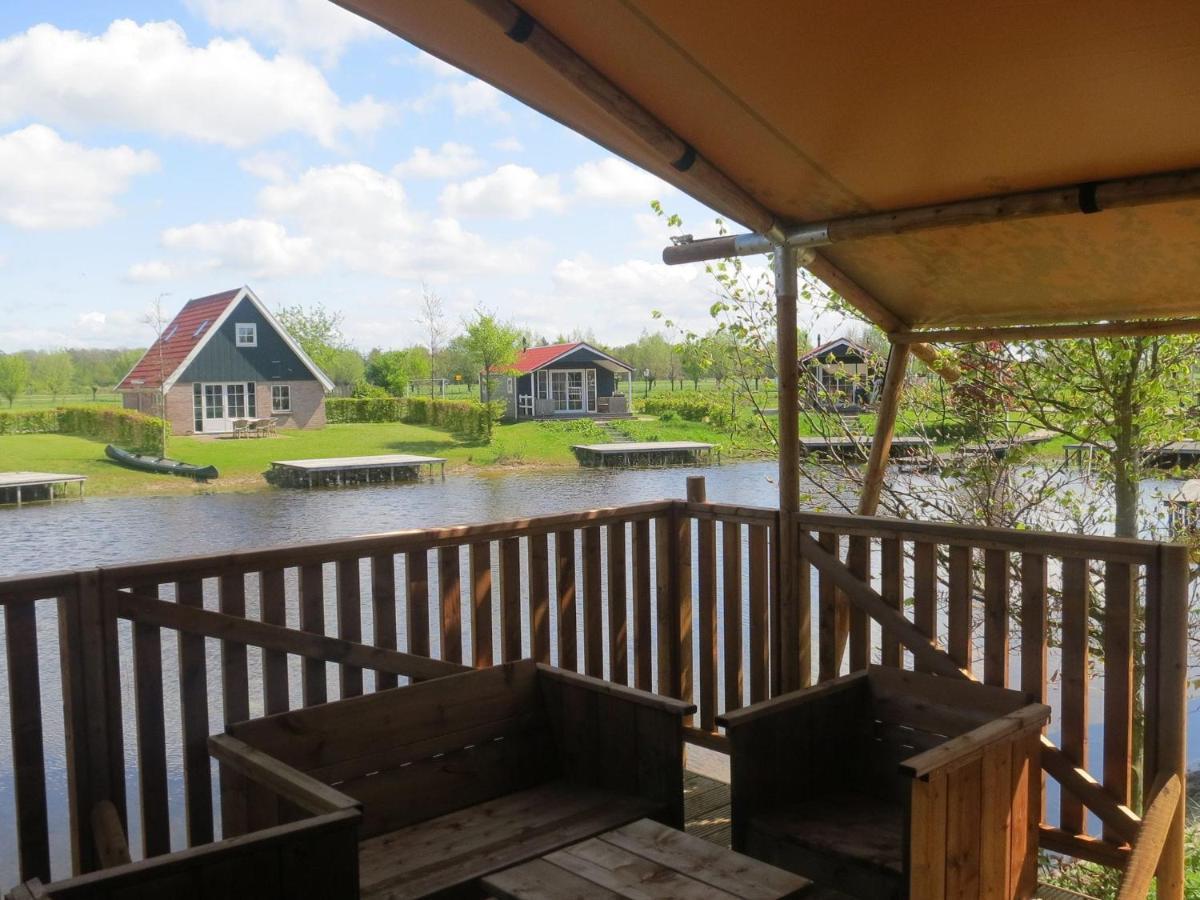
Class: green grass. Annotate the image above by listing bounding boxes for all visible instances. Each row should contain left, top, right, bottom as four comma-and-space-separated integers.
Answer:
4, 392, 122, 411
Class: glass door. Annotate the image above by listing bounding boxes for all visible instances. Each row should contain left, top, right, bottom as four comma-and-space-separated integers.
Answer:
203, 384, 226, 431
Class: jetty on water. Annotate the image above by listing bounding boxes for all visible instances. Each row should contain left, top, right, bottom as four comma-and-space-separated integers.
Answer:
797, 435, 933, 459
1065, 440, 1200, 471
0, 472, 86, 506
267, 454, 446, 488
573, 441, 717, 467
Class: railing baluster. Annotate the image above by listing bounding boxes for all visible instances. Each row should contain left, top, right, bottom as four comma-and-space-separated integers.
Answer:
438, 547, 462, 664
606, 523, 628, 685
217, 573, 250, 837
654, 515, 674, 696
176, 578, 213, 845
372, 554, 398, 689
722, 521, 743, 713
817, 532, 839, 682
748, 524, 769, 702
259, 568, 288, 713
983, 549, 1009, 687
582, 526, 603, 678
1060, 556, 1090, 835
947, 545, 973, 671
469, 542, 493, 668
1019, 554, 1047, 702
556, 530, 578, 671
298, 564, 327, 706
912, 542, 937, 673
527, 533, 551, 663
131, 599, 170, 856
631, 520, 652, 691
880, 538, 902, 668
499, 537, 522, 662
847, 535, 870, 672
5, 599, 50, 882
696, 509, 717, 731
336, 559, 363, 697
1103, 560, 1134, 843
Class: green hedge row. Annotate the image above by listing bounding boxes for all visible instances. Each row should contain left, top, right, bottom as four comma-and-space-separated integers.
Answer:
639, 391, 735, 429
0, 405, 166, 452
326, 396, 406, 423
403, 397, 493, 438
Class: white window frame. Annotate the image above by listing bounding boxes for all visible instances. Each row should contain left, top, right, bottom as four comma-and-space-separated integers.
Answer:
236, 323, 258, 347
271, 384, 292, 413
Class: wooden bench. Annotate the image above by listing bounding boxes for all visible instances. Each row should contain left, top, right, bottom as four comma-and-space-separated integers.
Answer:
718, 666, 1050, 900
211, 659, 695, 899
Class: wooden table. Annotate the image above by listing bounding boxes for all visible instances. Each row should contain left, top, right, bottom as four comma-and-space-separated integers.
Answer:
482, 817, 809, 899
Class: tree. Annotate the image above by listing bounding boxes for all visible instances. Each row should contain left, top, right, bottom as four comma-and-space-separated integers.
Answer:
416, 284, 450, 397
35, 351, 74, 401
276, 304, 348, 374
323, 348, 366, 394
0, 353, 29, 407
142, 294, 172, 451
462, 309, 520, 438
366, 348, 431, 396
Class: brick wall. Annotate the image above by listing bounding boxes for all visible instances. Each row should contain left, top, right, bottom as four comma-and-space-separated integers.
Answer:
257, 380, 326, 429
166, 384, 197, 435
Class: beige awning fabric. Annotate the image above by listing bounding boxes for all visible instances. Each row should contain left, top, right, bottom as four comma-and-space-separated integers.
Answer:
338, 0, 1200, 329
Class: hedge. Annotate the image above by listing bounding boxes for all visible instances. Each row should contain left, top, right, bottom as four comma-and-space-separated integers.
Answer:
403, 397, 492, 438
326, 396, 406, 423
639, 391, 735, 430
0, 405, 167, 452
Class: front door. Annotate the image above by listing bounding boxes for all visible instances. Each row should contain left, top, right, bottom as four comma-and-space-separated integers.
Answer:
202, 383, 250, 432
550, 370, 589, 413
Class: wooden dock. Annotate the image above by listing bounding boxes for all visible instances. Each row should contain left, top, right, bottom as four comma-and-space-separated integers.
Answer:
957, 428, 1056, 460
1065, 440, 1200, 470
797, 435, 932, 459
0, 471, 86, 506
267, 454, 446, 487
573, 441, 717, 467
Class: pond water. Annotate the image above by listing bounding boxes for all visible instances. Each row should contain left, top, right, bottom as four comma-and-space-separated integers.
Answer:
0, 462, 1196, 884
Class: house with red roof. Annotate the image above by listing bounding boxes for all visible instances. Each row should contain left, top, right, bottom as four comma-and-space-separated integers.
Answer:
502, 341, 634, 420
116, 286, 334, 435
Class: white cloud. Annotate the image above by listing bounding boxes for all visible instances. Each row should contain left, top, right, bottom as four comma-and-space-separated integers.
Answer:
162, 218, 319, 278
409, 50, 461, 79
409, 74, 510, 123
126, 261, 176, 283
0, 125, 158, 229
0, 20, 389, 148
392, 142, 483, 180
239, 150, 296, 183
440, 164, 565, 219
185, 0, 379, 64
493, 137, 523, 153
573, 157, 673, 205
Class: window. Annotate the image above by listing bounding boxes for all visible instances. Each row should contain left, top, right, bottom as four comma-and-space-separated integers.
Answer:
271, 384, 291, 413
163, 325, 178, 342
192, 383, 202, 432
246, 382, 256, 418
193, 319, 210, 338
226, 383, 246, 418
236, 323, 257, 347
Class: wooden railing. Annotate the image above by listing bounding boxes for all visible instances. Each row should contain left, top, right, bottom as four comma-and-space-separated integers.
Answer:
0, 482, 1191, 897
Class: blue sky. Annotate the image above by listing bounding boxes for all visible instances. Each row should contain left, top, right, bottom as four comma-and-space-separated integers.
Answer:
0, 1, 841, 351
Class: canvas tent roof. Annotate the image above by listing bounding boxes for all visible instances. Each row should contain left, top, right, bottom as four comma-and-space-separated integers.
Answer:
337, 0, 1200, 332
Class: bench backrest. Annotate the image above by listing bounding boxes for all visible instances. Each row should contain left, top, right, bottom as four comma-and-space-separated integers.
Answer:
229, 660, 554, 837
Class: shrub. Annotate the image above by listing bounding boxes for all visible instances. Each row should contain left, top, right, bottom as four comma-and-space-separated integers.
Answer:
326, 397, 406, 423
640, 391, 735, 430
404, 397, 492, 438
0, 406, 166, 452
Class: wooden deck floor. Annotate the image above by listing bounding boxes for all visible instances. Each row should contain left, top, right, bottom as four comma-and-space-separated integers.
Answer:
683, 770, 731, 847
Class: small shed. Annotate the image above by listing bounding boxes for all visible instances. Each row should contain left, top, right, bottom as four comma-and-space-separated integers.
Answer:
502, 341, 634, 420
799, 338, 880, 411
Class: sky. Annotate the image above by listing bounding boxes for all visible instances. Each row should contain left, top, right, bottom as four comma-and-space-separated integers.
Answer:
0, 1, 845, 352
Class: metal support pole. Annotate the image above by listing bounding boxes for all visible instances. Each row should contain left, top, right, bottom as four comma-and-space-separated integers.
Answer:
774, 245, 807, 692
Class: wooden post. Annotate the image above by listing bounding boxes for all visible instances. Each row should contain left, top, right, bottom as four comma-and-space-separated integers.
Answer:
775, 247, 806, 692
1147, 544, 1189, 900
857, 343, 910, 516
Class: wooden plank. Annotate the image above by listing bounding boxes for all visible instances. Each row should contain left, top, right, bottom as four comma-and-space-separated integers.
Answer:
631, 519, 652, 692
582, 526, 603, 678
1102, 560, 1133, 844
816, 531, 839, 682
983, 549, 1009, 687
548, 837, 742, 898
655, 515, 674, 696
912, 542, 937, 674
258, 568, 288, 714
722, 521, 743, 712
907, 769, 947, 900
1040, 740, 1140, 843
846, 535, 870, 672
947, 545, 973, 671
697, 510, 718, 731
500, 537, 523, 663
470, 542, 493, 668
298, 563, 327, 706
1010, 731, 1039, 899
606, 523, 628, 685
556, 529, 578, 671
675, 508, 694, 707
132, 614, 170, 858
335, 559, 363, 697
1019, 554, 1047, 702
402, 550, 427, 667
90, 800, 131, 869
748, 524, 769, 702
176, 578, 214, 846
372, 554, 398, 690
485, 857, 622, 899
438, 546, 462, 665
979, 741, 1013, 900
880, 537, 902, 668
528, 532, 551, 664
5, 600, 50, 882
219, 573, 249, 840
1059, 556, 1089, 835
945, 757, 983, 899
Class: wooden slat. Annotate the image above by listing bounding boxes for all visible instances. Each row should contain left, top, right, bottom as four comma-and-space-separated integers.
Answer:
469, 542, 493, 668
438, 546, 462, 664
697, 512, 718, 731
5, 600, 50, 882
528, 533, 551, 663
908, 769, 947, 900
983, 549, 1009, 687
912, 542, 937, 674
582, 526, 603, 678
500, 537, 523, 662
1019, 554, 1047, 702
675, 509, 693, 707
335, 559, 363, 698
816, 531, 839, 682
1059, 556, 1089, 835
945, 757, 983, 898
880, 537, 902, 668
606, 523, 628, 685
556, 530, 578, 671
631, 519, 652, 692
259, 568, 288, 714
947, 545, 973, 671
1011, 731, 1039, 898
402, 550, 427, 665
979, 741, 1013, 900
747, 524, 769, 702
218, 572, 250, 841
176, 578, 213, 846
298, 564, 327, 707
722, 521, 743, 713
132, 614, 170, 858
846, 535, 870, 672
1103, 560, 1134, 843
372, 554, 398, 690
654, 516, 674, 696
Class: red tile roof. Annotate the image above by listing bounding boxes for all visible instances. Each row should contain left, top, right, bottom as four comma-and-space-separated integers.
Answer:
116, 289, 242, 390
508, 341, 582, 373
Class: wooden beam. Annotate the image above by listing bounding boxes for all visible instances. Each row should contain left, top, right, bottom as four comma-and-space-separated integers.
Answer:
891, 317, 1200, 344
857, 343, 910, 516
1040, 739, 1141, 844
